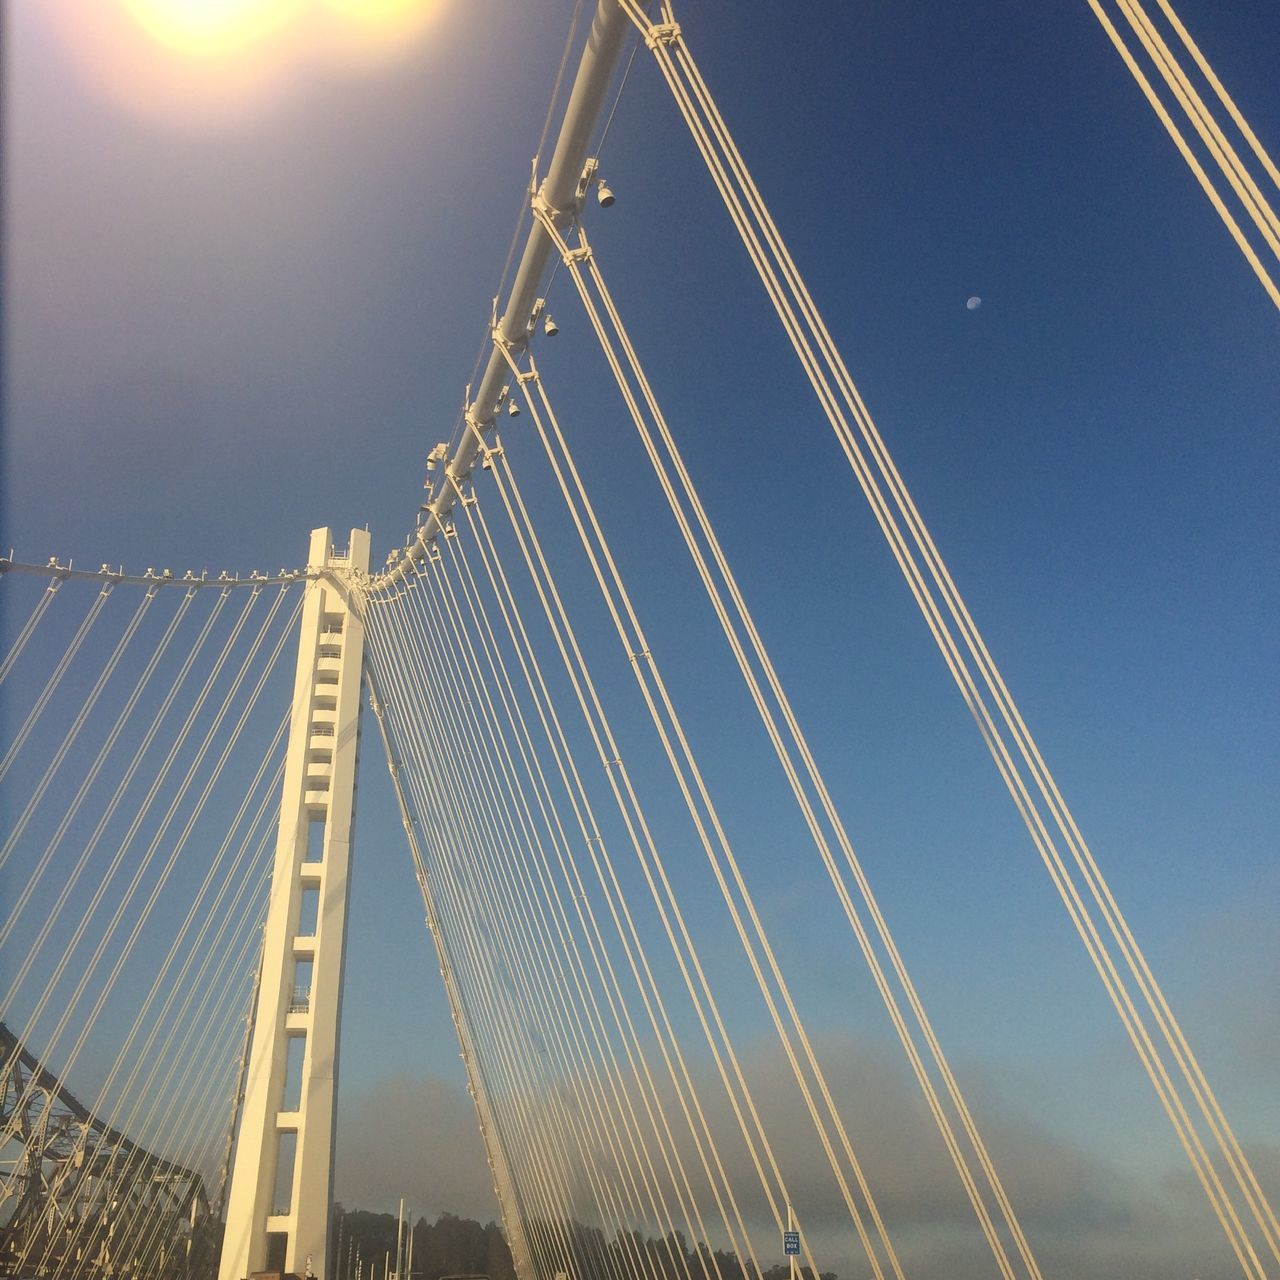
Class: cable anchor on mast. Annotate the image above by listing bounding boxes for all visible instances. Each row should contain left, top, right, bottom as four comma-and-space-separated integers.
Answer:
643, 21, 681, 49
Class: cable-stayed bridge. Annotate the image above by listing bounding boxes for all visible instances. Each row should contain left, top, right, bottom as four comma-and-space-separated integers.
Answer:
2, 4, 1277, 1280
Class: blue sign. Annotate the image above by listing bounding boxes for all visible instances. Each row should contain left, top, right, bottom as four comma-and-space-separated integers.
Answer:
784, 1232, 800, 1257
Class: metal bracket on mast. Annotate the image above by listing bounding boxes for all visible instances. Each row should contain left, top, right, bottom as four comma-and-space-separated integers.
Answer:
643, 21, 681, 49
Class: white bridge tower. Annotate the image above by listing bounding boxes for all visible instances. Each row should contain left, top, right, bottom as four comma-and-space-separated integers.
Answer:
220, 527, 369, 1280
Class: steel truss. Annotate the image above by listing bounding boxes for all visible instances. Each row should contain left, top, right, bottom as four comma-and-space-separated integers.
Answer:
0, 1022, 216, 1280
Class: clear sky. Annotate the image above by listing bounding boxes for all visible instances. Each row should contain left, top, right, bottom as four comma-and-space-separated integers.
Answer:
2, 2, 1277, 1278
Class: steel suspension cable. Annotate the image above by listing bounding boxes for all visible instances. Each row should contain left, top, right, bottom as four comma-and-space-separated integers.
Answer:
48, 839, 277, 1279
0, 576, 61, 686
44, 719, 287, 1249
607, 10, 1277, 1270
388, 579, 662, 1280
435, 533, 760, 1280
1152, 0, 1280, 192
0, 589, 204, 1017
1111, 0, 1280, 246
387, 591, 641, 1280
658, 21, 1278, 1272
0, 582, 113, 785
0, 586, 156, 876
409, 561, 702, 1280
487, 425, 902, 1280
0, 588, 237, 1082
463, 479, 837, 1280
366, 599, 584, 1270
365, 604, 594, 1280
57, 841, 274, 1280
424, 545, 733, 1280
450, 490, 786, 1280
519, 220, 1038, 1279
1, 588, 296, 1154
1082, 0, 1280, 308
91, 907, 271, 1280
22, 765, 278, 1244
215, 925, 266, 1226
60, 849, 277, 1280
364, 664, 537, 1280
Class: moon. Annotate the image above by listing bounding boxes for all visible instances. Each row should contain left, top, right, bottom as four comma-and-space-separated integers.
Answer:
966, 296, 982, 311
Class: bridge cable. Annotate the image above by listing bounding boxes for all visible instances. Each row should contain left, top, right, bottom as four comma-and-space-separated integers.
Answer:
404, 566, 702, 1280
43, 842, 275, 1278
451, 484, 800, 1280
0, 574, 61, 686
388, 577, 671, 1280
435, 528, 764, 1280
59, 846, 277, 1280
0, 580, 113, 786
0, 587, 239, 1084
424, 541, 734, 1280
364, 662, 540, 1280
390, 576, 653, 1280
1083, 0, 1280, 308
369, 547, 760, 1280
615, 9, 1278, 1270
524, 213, 1040, 1280
84, 887, 273, 1280
365, 601, 597, 1280
42, 727, 288, 1277
0, 586, 156, 877
491, 307, 909, 1280
215, 922, 268, 1225
1111, 0, 1280, 245
0, 588, 206, 1014
676, 24, 1278, 1270
467, 463, 847, 1280
0, 587, 297, 1156
1151, 0, 1280, 193
55, 836, 276, 1280
413, 548, 713, 1279
365, 597, 588, 1274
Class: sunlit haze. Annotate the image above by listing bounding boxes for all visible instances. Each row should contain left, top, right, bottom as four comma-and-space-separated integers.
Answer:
39, 0, 446, 124
4, 2, 1276, 1276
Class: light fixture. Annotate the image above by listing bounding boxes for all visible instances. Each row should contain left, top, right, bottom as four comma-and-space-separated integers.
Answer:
596, 179, 615, 208
507, 400, 521, 418
543, 313, 559, 337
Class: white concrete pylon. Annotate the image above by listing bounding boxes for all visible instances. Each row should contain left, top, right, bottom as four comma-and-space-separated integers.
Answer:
219, 527, 369, 1280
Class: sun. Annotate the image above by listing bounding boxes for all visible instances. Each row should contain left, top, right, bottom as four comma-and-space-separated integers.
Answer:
120, 0, 441, 60
321, 0, 429, 14
41, 0, 447, 128
122, 0, 303, 57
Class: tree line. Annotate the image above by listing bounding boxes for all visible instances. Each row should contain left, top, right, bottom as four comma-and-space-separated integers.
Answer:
332, 1208, 835, 1280
333, 1208, 515, 1280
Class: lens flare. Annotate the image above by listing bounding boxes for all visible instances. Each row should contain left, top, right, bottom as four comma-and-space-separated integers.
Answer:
123, 0, 303, 57
39, 0, 446, 127
322, 0, 427, 14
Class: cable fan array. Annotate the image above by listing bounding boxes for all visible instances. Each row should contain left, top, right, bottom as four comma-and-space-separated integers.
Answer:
614, 2, 1279, 1274
1081, 0, 1280, 309
1, 4, 1273, 1280
358, 5, 1275, 1277
0, 565, 298, 1280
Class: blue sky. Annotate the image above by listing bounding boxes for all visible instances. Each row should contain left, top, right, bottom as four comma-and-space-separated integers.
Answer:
3, 2, 1277, 1276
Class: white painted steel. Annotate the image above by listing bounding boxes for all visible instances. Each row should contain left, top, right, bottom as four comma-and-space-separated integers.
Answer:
219, 528, 370, 1280
381, 0, 631, 588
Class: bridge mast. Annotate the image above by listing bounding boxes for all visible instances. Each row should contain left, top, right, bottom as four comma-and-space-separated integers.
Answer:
220, 527, 370, 1280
